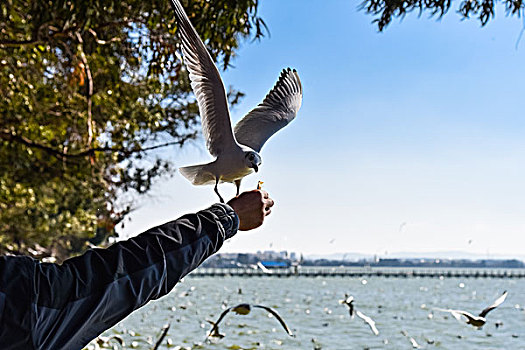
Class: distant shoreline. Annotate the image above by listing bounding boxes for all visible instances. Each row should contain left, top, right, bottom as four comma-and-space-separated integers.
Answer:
203, 250, 525, 269
191, 266, 525, 279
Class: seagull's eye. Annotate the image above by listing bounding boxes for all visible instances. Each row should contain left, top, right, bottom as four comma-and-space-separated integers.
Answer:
249, 155, 254, 161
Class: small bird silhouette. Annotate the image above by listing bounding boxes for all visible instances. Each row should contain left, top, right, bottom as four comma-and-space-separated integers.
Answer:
339, 294, 355, 318
401, 330, 420, 349
206, 303, 294, 340
205, 320, 225, 338
94, 335, 124, 348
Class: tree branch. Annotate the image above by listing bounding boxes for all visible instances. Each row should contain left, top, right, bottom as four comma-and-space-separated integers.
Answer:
74, 32, 95, 148
0, 129, 194, 160
87, 28, 122, 45
0, 19, 131, 48
0, 129, 70, 159
0, 39, 42, 47
0, 25, 76, 47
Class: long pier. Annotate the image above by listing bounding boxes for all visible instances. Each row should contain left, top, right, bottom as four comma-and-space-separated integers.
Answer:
190, 266, 525, 278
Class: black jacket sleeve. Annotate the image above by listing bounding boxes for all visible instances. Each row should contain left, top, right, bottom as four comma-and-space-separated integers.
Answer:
0, 203, 238, 350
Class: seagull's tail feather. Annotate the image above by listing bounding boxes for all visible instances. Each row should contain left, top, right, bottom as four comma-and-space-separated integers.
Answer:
179, 163, 216, 185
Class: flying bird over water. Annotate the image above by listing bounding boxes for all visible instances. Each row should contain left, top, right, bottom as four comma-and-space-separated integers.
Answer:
401, 330, 420, 349
206, 303, 294, 340
169, 0, 303, 202
435, 290, 508, 328
94, 335, 124, 348
356, 310, 379, 336
341, 295, 379, 335
205, 320, 225, 339
339, 294, 355, 318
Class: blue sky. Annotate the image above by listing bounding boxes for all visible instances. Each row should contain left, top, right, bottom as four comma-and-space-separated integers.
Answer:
121, 1, 525, 258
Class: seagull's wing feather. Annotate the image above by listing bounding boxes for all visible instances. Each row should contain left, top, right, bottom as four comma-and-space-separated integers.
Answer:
234, 68, 302, 152
409, 337, 420, 349
479, 290, 508, 318
169, 0, 236, 157
254, 305, 294, 337
349, 303, 355, 318
356, 310, 379, 336
434, 307, 474, 322
448, 309, 479, 323
206, 307, 232, 340
455, 310, 478, 323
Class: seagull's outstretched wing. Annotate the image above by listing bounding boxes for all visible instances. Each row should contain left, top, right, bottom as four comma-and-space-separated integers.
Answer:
206, 307, 233, 340
169, 0, 236, 157
409, 337, 420, 349
254, 305, 294, 337
479, 290, 508, 318
401, 330, 420, 349
435, 308, 476, 323
339, 295, 355, 317
206, 320, 225, 339
356, 310, 379, 336
454, 310, 478, 323
234, 68, 302, 152
348, 303, 355, 318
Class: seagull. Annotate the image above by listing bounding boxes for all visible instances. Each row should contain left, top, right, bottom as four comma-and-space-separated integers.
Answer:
311, 337, 323, 350
94, 335, 124, 348
435, 290, 508, 328
205, 320, 225, 339
355, 310, 379, 336
339, 294, 355, 318
424, 337, 435, 345
169, 0, 303, 202
206, 303, 294, 340
401, 330, 420, 349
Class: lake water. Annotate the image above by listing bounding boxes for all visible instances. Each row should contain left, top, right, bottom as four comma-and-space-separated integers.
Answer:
92, 275, 525, 349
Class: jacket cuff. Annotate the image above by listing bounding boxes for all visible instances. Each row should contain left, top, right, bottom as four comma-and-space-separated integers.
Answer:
208, 203, 239, 239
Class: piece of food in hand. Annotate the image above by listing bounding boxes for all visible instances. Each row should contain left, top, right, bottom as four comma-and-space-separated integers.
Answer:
257, 181, 264, 190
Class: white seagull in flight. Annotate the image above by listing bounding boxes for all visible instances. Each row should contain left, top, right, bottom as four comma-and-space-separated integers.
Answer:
169, 0, 303, 202
356, 310, 379, 336
435, 290, 508, 328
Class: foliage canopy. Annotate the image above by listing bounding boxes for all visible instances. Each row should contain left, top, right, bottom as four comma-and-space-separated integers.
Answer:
0, 0, 267, 261
361, 0, 525, 31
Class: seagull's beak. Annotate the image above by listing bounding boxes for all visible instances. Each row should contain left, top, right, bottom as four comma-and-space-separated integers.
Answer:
252, 164, 258, 173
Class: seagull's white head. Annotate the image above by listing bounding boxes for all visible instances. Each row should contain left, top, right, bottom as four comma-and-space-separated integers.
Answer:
243, 150, 262, 173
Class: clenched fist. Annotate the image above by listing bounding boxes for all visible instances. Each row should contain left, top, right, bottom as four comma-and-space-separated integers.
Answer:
227, 190, 274, 231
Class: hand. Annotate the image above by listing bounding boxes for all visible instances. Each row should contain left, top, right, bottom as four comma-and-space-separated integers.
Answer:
227, 190, 274, 231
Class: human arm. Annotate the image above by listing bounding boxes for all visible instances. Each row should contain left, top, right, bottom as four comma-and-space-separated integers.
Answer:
0, 203, 238, 350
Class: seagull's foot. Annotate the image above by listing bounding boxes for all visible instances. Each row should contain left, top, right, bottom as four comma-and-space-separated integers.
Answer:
234, 179, 241, 197
214, 179, 225, 203
215, 190, 225, 203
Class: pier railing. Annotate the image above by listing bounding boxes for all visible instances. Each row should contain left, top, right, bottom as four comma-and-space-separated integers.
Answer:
189, 266, 525, 278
